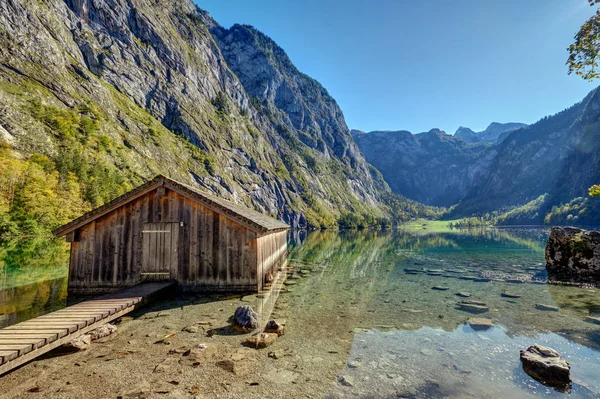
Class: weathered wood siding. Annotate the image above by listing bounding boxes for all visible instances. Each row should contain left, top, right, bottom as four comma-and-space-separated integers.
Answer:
256, 230, 288, 291
68, 189, 264, 293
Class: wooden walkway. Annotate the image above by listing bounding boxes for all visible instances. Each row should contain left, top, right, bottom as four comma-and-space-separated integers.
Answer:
0, 282, 175, 376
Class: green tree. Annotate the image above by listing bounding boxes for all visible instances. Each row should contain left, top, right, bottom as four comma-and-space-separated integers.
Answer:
568, 1, 600, 195
568, 0, 600, 80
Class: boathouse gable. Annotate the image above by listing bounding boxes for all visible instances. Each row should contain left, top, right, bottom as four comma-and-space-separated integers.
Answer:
53, 176, 289, 294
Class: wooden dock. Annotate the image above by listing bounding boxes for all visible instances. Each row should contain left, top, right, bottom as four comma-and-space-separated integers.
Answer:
0, 282, 175, 376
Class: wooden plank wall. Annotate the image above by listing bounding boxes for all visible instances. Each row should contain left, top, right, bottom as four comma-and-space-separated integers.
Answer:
68, 189, 264, 293
256, 230, 288, 291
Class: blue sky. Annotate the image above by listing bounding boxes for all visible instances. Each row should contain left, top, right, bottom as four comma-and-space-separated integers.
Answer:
197, 0, 597, 134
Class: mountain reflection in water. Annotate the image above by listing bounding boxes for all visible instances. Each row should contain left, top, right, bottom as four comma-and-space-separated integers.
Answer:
286, 227, 600, 398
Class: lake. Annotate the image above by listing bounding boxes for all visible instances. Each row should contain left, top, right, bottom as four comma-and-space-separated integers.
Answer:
1, 226, 600, 398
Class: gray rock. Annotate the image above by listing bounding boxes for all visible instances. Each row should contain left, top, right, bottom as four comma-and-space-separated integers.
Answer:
520, 345, 570, 391
216, 356, 251, 375
121, 380, 152, 398
501, 291, 521, 298
245, 333, 277, 349
546, 226, 600, 286
467, 317, 493, 330
347, 360, 362, 368
584, 316, 600, 325
535, 303, 560, 312
268, 349, 286, 359
62, 334, 91, 351
233, 305, 258, 330
182, 325, 200, 333
264, 319, 285, 336
457, 302, 490, 314
431, 286, 449, 291
456, 292, 471, 298
338, 374, 355, 387
505, 278, 525, 284
89, 324, 117, 341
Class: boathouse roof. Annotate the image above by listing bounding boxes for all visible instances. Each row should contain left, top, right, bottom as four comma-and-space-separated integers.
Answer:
53, 175, 290, 236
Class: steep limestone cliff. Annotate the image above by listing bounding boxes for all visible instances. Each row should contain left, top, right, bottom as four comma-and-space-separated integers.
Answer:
353, 129, 494, 207
0, 0, 387, 231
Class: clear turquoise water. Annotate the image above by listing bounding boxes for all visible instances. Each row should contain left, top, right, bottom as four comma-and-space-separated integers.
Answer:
283, 227, 600, 398
2, 227, 600, 398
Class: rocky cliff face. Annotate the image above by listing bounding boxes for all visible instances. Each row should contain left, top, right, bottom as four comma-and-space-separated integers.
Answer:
454, 122, 527, 143
0, 0, 387, 229
546, 226, 600, 286
352, 129, 494, 207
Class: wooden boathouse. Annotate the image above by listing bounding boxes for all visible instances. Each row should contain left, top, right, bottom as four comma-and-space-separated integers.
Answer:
53, 175, 290, 294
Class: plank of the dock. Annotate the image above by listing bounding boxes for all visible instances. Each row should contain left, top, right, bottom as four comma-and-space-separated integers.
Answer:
0, 282, 174, 375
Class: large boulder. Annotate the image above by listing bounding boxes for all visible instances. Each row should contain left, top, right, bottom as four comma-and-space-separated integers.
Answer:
545, 226, 600, 285
520, 345, 571, 391
233, 305, 258, 330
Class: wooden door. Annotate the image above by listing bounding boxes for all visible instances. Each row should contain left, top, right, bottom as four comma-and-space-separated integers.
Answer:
141, 222, 181, 281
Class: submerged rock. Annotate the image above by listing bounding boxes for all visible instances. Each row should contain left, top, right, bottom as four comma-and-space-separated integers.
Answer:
456, 292, 471, 298
501, 291, 521, 299
233, 305, 258, 330
535, 303, 560, 312
584, 316, 600, 325
431, 286, 449, 291
467, 318, 494, 330
461, 299, 487, 306
546, 226, 600, 286
457, 301, 490, 314
520, 345, 571, 391
338, 374, 355, 387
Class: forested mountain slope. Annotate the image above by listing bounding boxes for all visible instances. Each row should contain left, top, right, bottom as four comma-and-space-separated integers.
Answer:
355, 89, 600, 225
0, 0, 399, 233
453, 88, 600, 225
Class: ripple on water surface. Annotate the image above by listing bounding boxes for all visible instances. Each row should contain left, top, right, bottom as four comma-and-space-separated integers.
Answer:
328, 325, 600, 398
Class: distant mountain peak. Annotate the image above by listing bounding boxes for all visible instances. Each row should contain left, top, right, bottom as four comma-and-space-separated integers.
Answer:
454, 122, 527, 143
